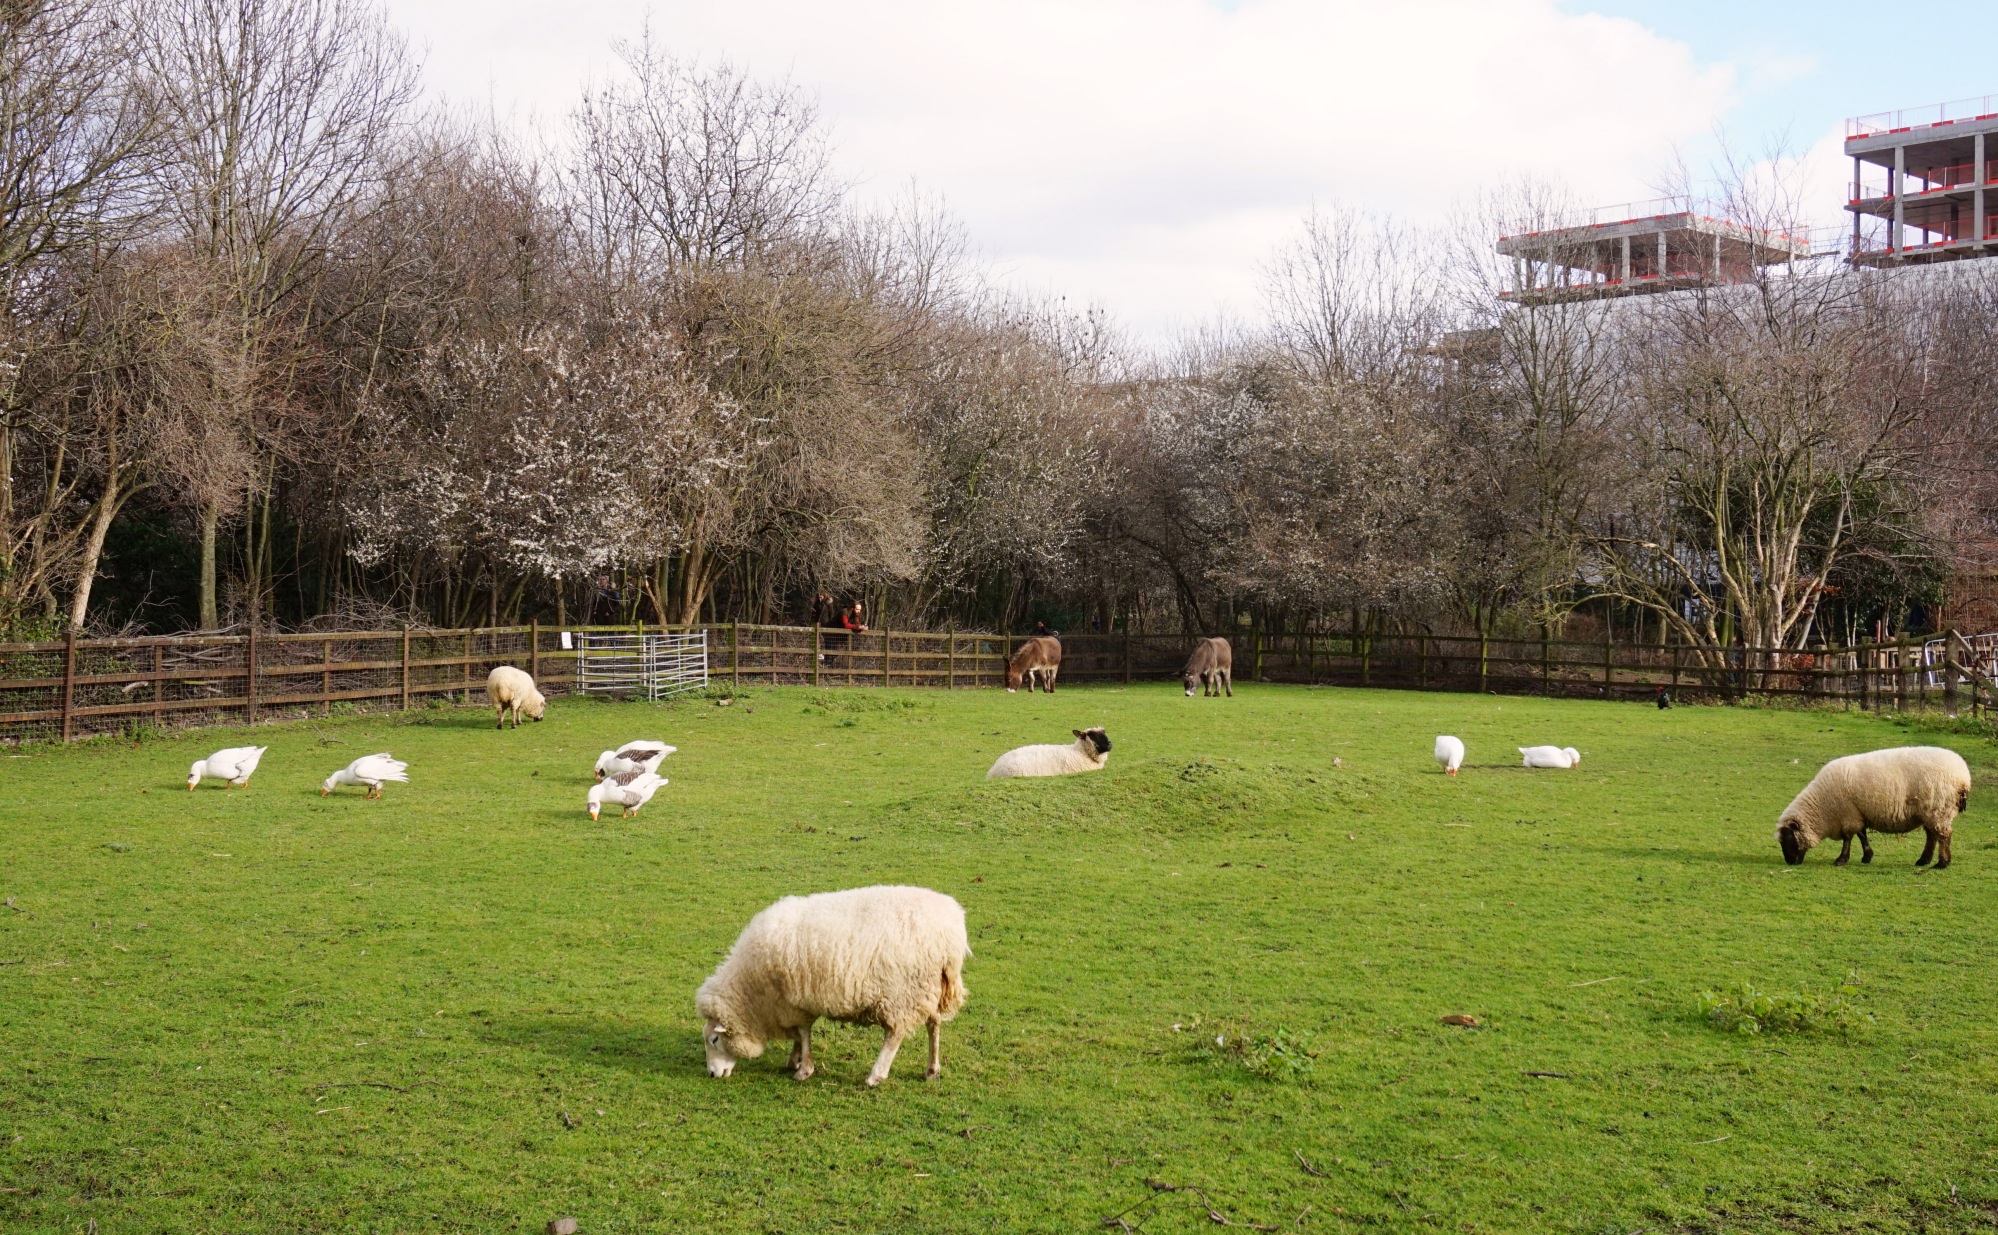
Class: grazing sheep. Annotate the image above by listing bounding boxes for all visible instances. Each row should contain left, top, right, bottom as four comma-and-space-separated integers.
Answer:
485, 665, 546, 729
1182, 637, 1234, 697
1519, 745, 1580, 769
1434, 735, 1464, 775
1776, 746, 1971, 870
1005, 636, 1062, 694
697, 885, 970, 1087
985, 727, 1111, 779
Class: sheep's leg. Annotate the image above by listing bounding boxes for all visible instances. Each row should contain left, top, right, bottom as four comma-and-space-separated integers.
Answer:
1917, 829, 1937, 866
1834, 835, 1854, 865
1859, 829, 1875, 864
924, 1017, 942, 1080
789, 1024, 816, 1080
866, 1027, 908, 1087
1935, 826, 1952, 870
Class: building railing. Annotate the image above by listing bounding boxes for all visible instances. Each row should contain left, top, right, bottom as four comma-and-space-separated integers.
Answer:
1849, 95, 1998, 139
1, 623, 1991, 747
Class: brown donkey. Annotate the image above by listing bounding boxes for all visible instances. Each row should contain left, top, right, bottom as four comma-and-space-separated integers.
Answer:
1005, 636, 1062, 693
1182, 637, 1233, 697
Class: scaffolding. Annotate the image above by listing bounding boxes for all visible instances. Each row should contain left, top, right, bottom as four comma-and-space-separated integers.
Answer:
572, 630, 709, 699
1496, 196, 1817, 304
1845, 94, 1998, 265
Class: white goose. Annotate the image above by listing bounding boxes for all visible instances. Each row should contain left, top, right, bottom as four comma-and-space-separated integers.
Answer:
1519, 745, 1581, 769
1434, 735, 1465, 776
594, 741, 676, 780
588, 769, 665, 820
188, 745, 267, 790
321, 753, 410, 799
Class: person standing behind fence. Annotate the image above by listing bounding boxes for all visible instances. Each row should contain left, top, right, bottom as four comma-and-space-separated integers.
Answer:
811, 592, 838, 662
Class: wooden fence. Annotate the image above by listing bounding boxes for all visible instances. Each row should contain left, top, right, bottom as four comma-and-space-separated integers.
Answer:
1, 621, 1990, 747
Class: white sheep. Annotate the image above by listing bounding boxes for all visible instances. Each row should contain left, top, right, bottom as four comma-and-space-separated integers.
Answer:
697, 885, 970, 1087
1519, 745, 1580, 769
1776, 745, 1971, 869
485, 665, 546, 730
1434, 735, 1464, 775
985, 727, 1112, 779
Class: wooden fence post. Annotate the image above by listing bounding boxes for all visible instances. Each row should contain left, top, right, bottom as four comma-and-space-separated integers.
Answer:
322, 638, 333, 717
1541, 629, 1551, 696
1602, 626, 1613, 697
1417, 634, 1428, 689
245, 624, 259, 723
152, 642, 165, 727
1359, 617, 1371, 687
882, 628, 893, 688
947, 627, 956, 689
813, 624, 822, 688
530, 619, 540, 682
59, 625, 76, 742
731, 621, 741, 689
463, 629, 474, 703
1896, 634, 1909, 711
1478, 628, 1488, 694
400, 626, 411, 712
1944, 630, 1959, 717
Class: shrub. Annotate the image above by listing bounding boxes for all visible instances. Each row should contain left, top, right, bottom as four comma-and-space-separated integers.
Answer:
1186, 1017, 1318, 1079
1696, 974, 1870, 1036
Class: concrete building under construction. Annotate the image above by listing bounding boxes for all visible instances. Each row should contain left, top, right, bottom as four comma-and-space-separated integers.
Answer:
1495, 196, 1815, 304
1845, 94, 1998, 265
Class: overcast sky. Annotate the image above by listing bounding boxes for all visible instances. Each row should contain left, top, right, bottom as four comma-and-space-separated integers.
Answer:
383, 0, 1992, 341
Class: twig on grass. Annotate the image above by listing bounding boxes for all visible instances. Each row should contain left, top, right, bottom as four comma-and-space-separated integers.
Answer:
1294, 1149, 1332, 1177
1524, 1071, 1572, 1079
958, 1125, 992, 1138
309, 1079, 440, 1095
1689, 1134, 1731, 1145
1101, 1181, 1286, 1232
1568, 976, 1620, 987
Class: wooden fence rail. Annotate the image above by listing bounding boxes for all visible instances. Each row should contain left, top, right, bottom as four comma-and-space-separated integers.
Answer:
1, 622, 1989, 746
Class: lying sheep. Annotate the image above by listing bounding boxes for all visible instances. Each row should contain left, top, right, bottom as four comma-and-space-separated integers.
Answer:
985, 727, 1111, 779
485, 665, 546, 730
697, 885, 970, 1087
1776, 746, 1970, 869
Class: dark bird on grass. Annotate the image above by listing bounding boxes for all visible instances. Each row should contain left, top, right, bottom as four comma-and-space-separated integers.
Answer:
1655, 686, 1672, 710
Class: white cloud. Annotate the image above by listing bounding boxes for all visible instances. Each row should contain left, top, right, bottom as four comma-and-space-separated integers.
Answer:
387, 0, 1737, 340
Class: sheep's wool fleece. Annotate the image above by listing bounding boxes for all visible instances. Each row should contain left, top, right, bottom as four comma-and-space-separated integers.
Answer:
1781, 746, 1971, 843
986, 738, 1108, 779
697, 886, 969, 1042
486, 665, 542, 706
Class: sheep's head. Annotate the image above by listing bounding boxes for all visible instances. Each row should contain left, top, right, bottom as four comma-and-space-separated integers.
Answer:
1775, 818, 1811, 865
702, 1018, 764, 1077
523, 691, 547, 721
1073, 728, 1112, 759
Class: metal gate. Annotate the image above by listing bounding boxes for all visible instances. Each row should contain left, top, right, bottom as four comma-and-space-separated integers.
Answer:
572, 630, 709, 699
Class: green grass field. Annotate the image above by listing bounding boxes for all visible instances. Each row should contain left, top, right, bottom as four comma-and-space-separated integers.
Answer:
5, 683, 1998, 1233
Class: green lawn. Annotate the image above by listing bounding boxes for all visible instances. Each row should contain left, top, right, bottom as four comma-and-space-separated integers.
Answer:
5, 684, 1998, 1233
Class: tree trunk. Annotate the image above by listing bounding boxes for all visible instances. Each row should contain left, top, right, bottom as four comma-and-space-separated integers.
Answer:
199, 502, 220, 629
68, 474, 126, 630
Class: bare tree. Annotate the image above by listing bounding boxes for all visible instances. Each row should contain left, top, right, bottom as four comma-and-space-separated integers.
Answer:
138, 0, 417, 627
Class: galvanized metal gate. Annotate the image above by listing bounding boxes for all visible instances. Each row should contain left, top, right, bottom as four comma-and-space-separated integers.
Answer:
571, 630, 709, 699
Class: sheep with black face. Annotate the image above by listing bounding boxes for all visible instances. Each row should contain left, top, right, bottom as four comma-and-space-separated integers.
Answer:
985, 727, 1111, 779
1775, 746, 1970, 869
